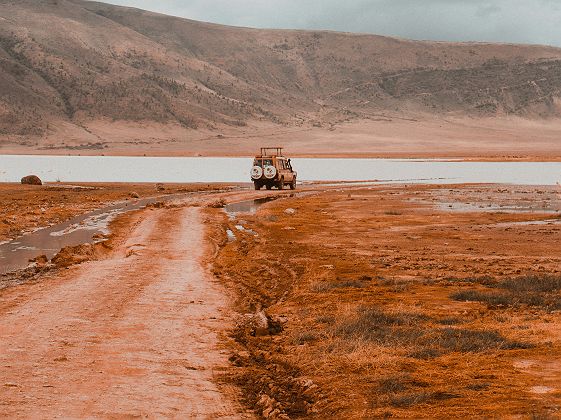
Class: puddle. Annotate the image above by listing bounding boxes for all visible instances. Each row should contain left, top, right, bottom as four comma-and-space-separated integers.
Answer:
235, 225, 258, 236
436, 202, 561, 214
224, 197, 280, 217
226, 229, 236, 242
0, 195, 183, 275
491, 219, 561, 228
223, 196, 290, 241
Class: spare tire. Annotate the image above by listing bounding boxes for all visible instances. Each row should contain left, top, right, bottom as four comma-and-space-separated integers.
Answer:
251, 166, 263, 180
263, 165, 277, 179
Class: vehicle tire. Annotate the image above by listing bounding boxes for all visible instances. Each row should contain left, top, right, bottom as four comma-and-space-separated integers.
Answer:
266, 184, 272, 190
278, 178, 284, 190
290, 178, 296, 190
254, 182, 261, 190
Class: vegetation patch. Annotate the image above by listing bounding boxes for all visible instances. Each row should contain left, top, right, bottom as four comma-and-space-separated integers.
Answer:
334, 306, 529, 357
452, 274, 561, 311
372, 374, 459, 409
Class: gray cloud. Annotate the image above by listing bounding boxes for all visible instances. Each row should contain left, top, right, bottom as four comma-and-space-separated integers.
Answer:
104, 0, 561, 47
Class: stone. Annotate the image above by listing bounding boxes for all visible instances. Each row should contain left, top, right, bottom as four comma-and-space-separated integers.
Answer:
21, 175, 42, 185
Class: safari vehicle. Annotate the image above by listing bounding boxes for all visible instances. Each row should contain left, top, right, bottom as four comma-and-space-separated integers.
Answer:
251, 147, 297, 190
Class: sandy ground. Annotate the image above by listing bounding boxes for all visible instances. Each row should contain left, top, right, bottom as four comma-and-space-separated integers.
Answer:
0, 204, 248, 418
2, 117, 561, 160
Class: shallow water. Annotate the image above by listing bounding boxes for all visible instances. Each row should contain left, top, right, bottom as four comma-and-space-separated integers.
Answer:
1, 155, 561, 185
0, 196, 172, 274
224, 197, 280, 216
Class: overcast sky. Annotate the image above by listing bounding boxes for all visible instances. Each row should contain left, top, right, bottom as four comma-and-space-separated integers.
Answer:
104, 0, 561, 47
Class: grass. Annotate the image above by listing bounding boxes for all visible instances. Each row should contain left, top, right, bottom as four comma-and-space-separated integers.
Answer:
311, 279, 366, 292
436, 317, 464, 325
389, 391, 459, 408
334, 306, 530, 357
384, 210, 403, 216
499, 274, 561, 293
452, 274, 561, 311
293, 331, 318, 345
431, 328, 530, 352
335, 307, 429, 345
373, 374, 459, 409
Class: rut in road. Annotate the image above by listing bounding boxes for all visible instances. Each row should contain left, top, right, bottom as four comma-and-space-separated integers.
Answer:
0, 207, 245, 418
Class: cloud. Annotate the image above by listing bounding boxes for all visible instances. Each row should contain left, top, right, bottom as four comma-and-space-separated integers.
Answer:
104, 0, 561, 47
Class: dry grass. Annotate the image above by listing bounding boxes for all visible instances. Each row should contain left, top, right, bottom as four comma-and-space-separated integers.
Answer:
452, 274, 561, 311
333, 306, 530, 358
212, 187, 561, 418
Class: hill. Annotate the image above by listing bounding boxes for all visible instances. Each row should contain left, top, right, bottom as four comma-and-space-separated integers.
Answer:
1, 0, 561, 157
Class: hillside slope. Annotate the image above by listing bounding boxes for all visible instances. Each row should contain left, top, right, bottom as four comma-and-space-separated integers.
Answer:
1, 0, 561, 156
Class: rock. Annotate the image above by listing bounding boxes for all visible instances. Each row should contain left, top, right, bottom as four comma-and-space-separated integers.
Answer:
238, 310, 284, 337
130, 192, 140, 199
29, 254, 48, 266
253, 310, 270, 336
155, 183, 165, 192
284, 208, 296, 215
21, 175, 42, 185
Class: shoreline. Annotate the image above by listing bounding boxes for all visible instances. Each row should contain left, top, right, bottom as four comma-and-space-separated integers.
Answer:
2, 150, 561, 162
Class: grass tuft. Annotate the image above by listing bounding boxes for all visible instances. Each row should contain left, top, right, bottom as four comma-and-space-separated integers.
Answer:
433, 328, 530, 352
451, 274, 561, 311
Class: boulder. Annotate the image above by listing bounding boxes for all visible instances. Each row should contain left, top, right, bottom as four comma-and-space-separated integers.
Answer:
21, 175, 42, 185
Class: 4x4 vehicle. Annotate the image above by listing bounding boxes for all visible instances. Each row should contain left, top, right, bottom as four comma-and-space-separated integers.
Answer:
251, 147, 297, 190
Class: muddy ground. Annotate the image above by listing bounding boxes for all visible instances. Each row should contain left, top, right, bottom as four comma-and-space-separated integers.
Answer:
0, 182, 234, 243
213, 184, 561, 418
1, 183, 561, 418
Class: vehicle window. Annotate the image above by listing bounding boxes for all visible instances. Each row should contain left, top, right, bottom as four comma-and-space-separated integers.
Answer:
279, 160, 285, 169
264, 159, 273, 166
253, 159, 262, 167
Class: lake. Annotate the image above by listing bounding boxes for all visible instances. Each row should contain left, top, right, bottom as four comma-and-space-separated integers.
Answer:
0, 155, 560, 185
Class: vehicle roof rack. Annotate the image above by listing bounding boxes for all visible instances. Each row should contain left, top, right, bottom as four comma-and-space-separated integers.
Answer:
260, 147, 284, 157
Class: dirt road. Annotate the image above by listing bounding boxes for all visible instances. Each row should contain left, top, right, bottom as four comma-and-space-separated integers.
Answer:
0, 206, 245, 418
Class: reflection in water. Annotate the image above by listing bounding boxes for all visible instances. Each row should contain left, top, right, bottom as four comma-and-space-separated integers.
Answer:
224, 197, 279, 216
0, 196, 173, 274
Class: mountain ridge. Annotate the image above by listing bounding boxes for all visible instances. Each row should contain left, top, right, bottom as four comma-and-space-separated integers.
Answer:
1, 0, 561, 155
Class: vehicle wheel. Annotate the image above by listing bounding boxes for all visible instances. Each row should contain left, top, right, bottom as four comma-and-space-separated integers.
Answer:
278, 178, 284, 190
290, 178, 296, 190
266, 184, 272, 190
254, 182, 261, 190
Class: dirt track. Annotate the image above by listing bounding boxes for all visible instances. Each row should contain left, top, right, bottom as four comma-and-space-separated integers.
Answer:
0, 206, 245, 418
